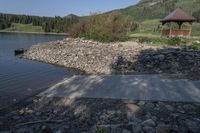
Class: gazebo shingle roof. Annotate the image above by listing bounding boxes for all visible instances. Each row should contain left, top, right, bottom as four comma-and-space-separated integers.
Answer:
161, 8, 196, 23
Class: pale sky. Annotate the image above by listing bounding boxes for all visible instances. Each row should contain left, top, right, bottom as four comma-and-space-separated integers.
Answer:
0, 0, 139, 16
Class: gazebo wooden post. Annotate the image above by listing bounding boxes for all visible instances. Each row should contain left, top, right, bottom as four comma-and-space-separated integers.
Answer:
169, 22, 172, 37
189, 23, 192, 36
161, 24, 163, 36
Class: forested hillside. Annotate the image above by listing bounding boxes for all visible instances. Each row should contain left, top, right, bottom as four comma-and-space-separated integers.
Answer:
111, 0, 200, 21
0, 13, 79, 33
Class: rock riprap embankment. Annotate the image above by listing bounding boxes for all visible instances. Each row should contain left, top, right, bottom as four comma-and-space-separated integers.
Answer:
25, 38, 200, 78
1, 97, 200, 132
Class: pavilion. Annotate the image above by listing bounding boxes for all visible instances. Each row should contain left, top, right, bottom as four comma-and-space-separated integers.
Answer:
160, 8, 196, 37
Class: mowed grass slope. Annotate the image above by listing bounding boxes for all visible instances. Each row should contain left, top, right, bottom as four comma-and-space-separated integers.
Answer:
130, 19, 200, 37
2, 23, 43, 33
129, 19, 200, 47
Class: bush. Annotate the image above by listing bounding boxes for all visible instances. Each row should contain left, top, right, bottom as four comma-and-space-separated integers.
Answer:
68, 12, 137, 42
138, 37, 152, 43
137, 37, 169, 46
191, 41, 200, 50
167, 37, 181, 46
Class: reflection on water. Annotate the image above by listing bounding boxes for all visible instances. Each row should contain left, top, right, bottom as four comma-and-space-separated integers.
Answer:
0, 33, 72, 109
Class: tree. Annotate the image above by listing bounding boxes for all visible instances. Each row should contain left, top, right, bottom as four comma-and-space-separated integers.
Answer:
193, 10, 200, 22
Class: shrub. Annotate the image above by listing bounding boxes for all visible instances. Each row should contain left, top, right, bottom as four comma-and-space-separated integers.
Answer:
138, 37, 152, 43
137, 37, 168, 46
191, 41, 200, 50
95, 128, 107, 133
68, 12, 137, 42
167, 37, 181, 46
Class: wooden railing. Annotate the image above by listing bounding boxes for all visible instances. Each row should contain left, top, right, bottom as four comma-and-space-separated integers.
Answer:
161, 29, 191, 37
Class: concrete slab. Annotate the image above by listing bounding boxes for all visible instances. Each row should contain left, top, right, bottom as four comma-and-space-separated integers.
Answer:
38, 75, 200, 102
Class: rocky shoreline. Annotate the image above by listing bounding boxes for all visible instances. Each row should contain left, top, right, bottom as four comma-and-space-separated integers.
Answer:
25, 38, 200, 79
2, 38, 200, 132
1, 97, 200, 133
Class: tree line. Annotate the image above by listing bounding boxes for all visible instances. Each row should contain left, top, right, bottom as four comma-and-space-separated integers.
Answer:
0, 13, 79, 33
193, 10, 200, 22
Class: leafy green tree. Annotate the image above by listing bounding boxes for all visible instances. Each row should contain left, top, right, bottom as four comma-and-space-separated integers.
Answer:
69, 12, 137, 42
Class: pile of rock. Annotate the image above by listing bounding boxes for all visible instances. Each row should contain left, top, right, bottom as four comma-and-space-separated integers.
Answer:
113, 48, 200, 78
1, 97, 200, 133
25, 38, 200, 79
25, 38, 155, 74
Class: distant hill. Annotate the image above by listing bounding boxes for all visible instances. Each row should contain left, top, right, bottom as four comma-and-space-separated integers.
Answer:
0, 13, 80, 33
64, 14, 79, 19
110, 0, 200, 21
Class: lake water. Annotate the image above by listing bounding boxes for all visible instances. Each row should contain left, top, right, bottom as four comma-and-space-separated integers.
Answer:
0, 33, 72, 109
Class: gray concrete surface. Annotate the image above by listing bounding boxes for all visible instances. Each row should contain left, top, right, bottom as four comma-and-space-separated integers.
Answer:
38, 75, 200, 102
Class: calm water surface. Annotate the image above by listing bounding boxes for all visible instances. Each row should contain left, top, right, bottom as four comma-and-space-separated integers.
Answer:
0, 33, 72, 109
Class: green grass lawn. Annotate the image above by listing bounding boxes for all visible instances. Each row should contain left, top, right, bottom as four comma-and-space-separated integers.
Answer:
128, 19, 200, 48
2, 23, 43, 33
130, 19, 200, 37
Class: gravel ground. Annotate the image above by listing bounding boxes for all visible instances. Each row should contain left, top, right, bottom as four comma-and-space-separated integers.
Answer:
1, 97, 200, 133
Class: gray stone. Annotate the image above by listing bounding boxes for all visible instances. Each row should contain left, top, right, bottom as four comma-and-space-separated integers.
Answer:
41, 125, 52, 133
156, 124, 171, 133
183, 104, 195, 111
0, 131, 11, 133
143, 126, 155, 133
121, 129, 131, 133
63, 125, 70, 130
145, 103, 155, 109
110, 127, 121, 133
126, 104, 140, 112
26, 109, 34, 114
138, 101, 145, 106
185, 119, 200, 133
131, 124, 144, 133
142, 119, 156, 127
165, 105, 174, 111
127, 112, 135, 121
35, 112, 41, 116
155, 54, 165, 61
55, 130, 62, 133
12, 116, 20, 120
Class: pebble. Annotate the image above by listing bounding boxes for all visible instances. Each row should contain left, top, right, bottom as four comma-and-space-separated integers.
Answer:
55, 130, 62, 133
138, 101, 145, 106
142, 126, 155, 133
121, 129, 131, 133
165, 105, 174, 111
41, 125, 52, 133
35, 112, 41, 116
12, 116, 20, 120
142, 119, 156, 127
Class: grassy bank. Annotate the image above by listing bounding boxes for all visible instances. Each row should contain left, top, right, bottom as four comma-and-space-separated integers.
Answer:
0, 23, 68, 35
130, 19, 200, 37
128, 19, 200, 49
129, 36, 200, 49
2, 23, 43, 32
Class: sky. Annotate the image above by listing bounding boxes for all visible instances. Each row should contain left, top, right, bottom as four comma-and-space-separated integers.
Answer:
0, 0, 139, 17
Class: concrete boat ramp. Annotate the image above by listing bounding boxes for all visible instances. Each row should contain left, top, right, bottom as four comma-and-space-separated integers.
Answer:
38, 75, 200, 102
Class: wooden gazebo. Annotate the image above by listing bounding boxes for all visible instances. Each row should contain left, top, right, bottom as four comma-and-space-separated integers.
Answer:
160, 8, 196, 37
